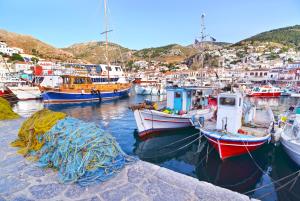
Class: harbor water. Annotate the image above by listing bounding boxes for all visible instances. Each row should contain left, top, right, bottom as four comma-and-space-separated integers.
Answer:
12, 94, 300, 201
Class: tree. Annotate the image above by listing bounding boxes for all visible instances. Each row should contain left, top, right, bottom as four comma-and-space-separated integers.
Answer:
288, 58, 294, 63
10, 53, 24, 62
31, 57, 39, 64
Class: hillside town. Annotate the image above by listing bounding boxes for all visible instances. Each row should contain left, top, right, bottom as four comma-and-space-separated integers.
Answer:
2, 39, 300, 86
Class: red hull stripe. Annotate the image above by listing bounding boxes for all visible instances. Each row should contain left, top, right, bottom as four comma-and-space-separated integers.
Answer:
248, 92, 281, 97
144, 118, 191, 123
205, 135, 268, 160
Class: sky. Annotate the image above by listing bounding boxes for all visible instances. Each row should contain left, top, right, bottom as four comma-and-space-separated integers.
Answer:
0, 0, 299, 50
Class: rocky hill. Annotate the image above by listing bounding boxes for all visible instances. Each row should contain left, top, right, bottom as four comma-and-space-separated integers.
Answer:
0, 29, 76, 62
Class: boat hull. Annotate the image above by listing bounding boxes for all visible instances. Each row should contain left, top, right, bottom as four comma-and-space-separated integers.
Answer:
135, 85, 165, 95
133, 110, 194, 137
8, 86, 41, 100
201, 130, 270, 160
247, 92, 281, 97
290, 93, 300, 98
281, 134, 300, 166
42, 88, 130, 103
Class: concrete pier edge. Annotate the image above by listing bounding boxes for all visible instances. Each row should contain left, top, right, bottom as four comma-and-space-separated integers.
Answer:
0, 118, 258, 201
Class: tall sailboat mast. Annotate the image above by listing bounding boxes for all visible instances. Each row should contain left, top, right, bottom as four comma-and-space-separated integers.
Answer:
101, 0, 112, 82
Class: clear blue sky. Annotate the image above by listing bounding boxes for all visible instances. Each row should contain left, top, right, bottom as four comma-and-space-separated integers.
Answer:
0, 0, 299, 50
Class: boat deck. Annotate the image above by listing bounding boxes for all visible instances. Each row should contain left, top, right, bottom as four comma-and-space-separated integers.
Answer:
201, 108, 272, 138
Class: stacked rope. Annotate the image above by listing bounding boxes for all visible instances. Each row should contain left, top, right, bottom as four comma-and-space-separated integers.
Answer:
0, 97, 19, 120
37, 117, 133, 186
11, 109, 66, 155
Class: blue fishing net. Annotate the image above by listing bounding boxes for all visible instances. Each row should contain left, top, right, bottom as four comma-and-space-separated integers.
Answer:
38, 117, 134, 186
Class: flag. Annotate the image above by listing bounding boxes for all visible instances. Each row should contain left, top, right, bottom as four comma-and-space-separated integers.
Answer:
194, 39, 200, 45
210, 37, 216, 42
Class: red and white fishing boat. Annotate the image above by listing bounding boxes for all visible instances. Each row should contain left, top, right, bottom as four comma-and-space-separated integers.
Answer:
199, 92, 273, 160
247, 85, 281, 97
133, 87, 216, 137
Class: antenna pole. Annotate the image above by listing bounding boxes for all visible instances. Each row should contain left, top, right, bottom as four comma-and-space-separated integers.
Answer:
200, 14, 206, 87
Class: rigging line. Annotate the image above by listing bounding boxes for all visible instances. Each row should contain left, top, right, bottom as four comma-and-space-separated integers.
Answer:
141, 136, 201, 159
243, 169, 300, 195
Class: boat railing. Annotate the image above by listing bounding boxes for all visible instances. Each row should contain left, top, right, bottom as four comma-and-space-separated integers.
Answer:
59, 83, 131, 91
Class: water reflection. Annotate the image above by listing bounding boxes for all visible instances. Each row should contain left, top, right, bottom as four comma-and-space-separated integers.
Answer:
11, 96, 300, 201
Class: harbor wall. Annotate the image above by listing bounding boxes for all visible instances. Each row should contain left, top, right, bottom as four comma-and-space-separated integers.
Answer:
0, 118, 256, 201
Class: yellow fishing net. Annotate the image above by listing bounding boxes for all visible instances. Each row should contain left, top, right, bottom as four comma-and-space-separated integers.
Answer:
0, 97, 19, 120
11, 109, 66, 156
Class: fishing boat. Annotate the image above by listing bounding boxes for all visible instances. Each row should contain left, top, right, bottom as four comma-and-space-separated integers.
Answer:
42, 75, 131, 103
247, 85, 281, 97
132, 87, 216, 137
199, 92, 274, 160
279, 106, 300, 166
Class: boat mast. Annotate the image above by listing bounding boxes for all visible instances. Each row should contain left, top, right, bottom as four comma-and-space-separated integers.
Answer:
101, 0, 113, 83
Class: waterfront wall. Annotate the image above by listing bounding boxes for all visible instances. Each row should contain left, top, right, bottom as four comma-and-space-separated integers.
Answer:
0, 118, 255, 201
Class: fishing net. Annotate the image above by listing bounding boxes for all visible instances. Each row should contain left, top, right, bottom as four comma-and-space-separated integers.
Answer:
38, 117, 133, 186
0, 97, 19, 120
11, 109, 66, 155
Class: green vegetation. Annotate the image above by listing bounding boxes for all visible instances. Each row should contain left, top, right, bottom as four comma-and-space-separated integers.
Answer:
134, 44, 179, 58
241, 25, 300, 48
31, 57, 39, 64
10, 53, 24, 62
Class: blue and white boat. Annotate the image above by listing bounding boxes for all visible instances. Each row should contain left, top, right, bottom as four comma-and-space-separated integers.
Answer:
133, 87, 216, 137
42, 75, 131, 103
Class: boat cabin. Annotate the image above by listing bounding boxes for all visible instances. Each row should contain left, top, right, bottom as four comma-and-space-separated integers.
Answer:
166, 87, 211, 113
62, 75, 92, 85
216, 92, 243, 133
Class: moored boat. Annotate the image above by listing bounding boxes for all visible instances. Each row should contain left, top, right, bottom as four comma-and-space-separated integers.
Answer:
247, 85, 281, 97
132, 87, 216, 137
199, 92, 273, 160
8, 85, 41, 100
279, 106, 300, 166
42, 75, 131, 103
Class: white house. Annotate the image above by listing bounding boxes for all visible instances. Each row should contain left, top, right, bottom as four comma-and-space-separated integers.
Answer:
0, 42, 23, 56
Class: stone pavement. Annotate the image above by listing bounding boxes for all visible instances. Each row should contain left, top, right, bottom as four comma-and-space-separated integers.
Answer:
0, 118, 255, 201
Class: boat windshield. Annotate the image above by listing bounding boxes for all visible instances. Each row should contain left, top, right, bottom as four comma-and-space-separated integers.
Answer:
219, 97, 236, 106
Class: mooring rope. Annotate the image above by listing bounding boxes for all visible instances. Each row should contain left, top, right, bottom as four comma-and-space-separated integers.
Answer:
141, 135, 202, 159
244, 169, 300, 195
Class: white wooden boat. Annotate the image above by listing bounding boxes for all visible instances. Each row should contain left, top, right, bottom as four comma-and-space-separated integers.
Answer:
8, 85, 41, 100
198, 92, 273, 160
133, 87, 216, 137
135, 84, 166, 95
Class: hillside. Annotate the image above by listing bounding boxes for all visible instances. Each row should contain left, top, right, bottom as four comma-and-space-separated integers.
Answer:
0, 29, 77, 62
62, 41, 131, 64
238, 25, 300, 49
133, 44, 198, 63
